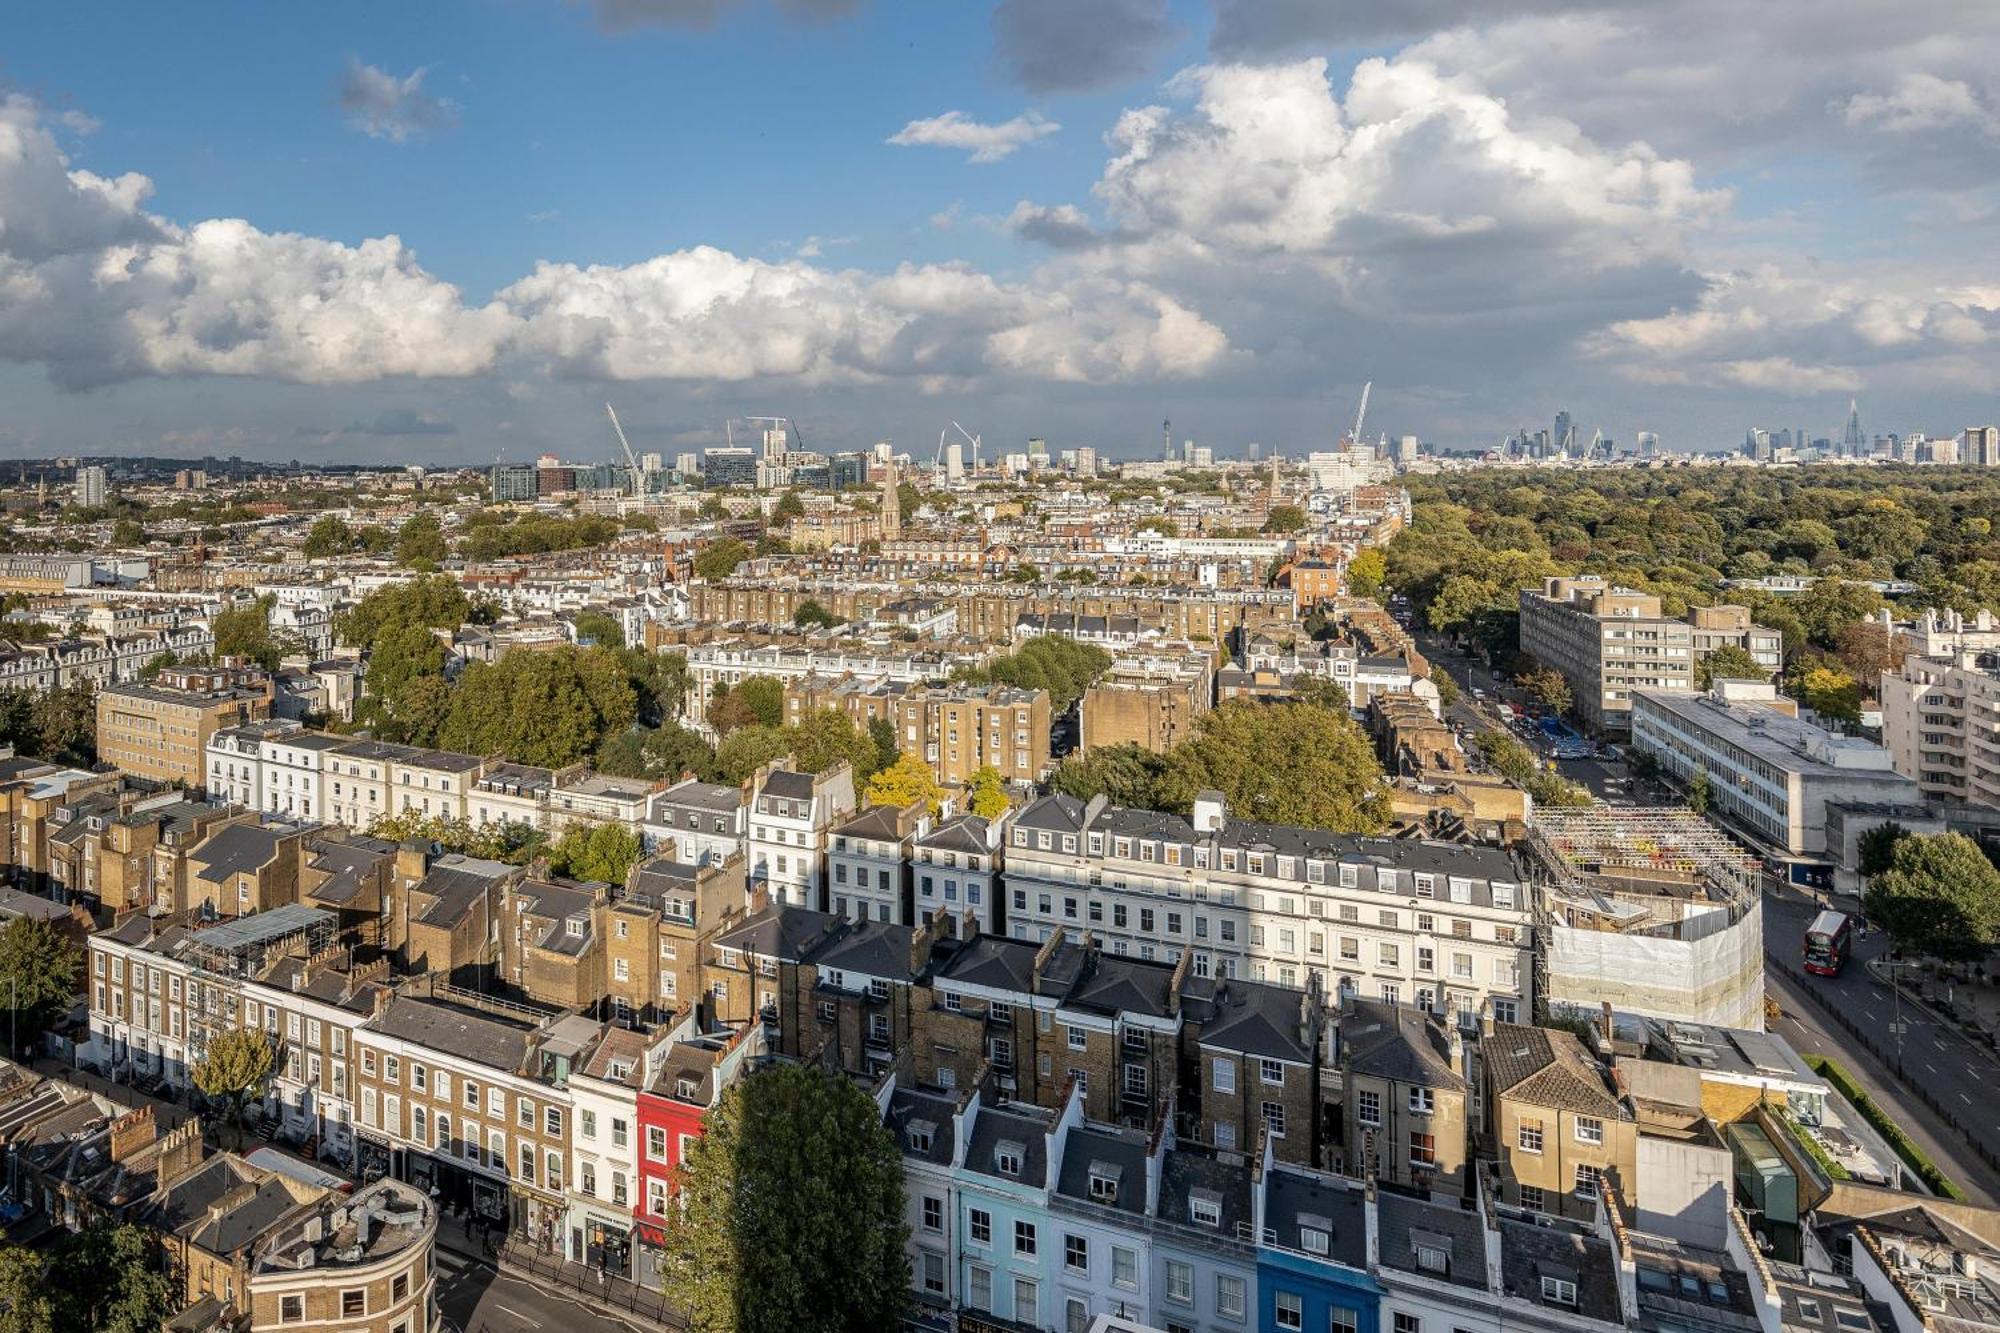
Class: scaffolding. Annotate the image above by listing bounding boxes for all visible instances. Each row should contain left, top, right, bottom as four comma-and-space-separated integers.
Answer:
1528, 807, 1767, 1030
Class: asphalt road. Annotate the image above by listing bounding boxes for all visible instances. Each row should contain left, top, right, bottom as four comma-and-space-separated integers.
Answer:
1763, 892, 2000, 1205
436, 1247, 653, 1333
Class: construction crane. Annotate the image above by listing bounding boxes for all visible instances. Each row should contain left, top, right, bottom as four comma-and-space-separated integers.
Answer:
605, 402, 643, 497
1348, 381, 1372, 448
932, 420, 982, 479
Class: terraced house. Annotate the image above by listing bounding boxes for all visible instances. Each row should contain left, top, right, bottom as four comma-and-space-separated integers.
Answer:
1003, 792, 1531, 1026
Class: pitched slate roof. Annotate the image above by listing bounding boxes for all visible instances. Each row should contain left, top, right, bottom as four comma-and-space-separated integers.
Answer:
1486, 1023, 1627, 1119
1340, 999, 1463, 1090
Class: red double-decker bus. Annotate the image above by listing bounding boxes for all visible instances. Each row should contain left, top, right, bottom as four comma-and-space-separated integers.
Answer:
1803, 909, 1852, 976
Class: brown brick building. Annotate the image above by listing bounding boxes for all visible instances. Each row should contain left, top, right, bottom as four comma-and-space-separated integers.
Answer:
95, 663, 270, 789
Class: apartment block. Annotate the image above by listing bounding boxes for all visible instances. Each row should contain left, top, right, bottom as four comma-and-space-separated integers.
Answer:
1880, 647, 2000, 809
1079, 650, 1214, 755
747, 762, 856, 909
1002, 791, 1531, 1025
98, 663, 271, 788
1519, 576, 1780, 736
787, 678, 1053, 786
830, 801, 928, 924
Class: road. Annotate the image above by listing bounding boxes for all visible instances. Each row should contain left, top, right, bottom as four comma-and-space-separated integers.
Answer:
436, 1247, 655, 1333
1764, 892, 2000, 1205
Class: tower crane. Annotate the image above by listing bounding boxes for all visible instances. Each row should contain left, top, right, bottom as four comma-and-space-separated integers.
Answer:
951, 420, 981, 474
1348, 381, 1372, 448
605, 402, 642, 498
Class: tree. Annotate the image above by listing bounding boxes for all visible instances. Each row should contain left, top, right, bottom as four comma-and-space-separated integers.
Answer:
1345, 548, 1387, 601
1696, 644, 1766, 688
194, 1026, 275, 1143
395, 511, 449, 568
302, 514, 355, 558
1049, 743, 1173, 808
867, 715, 898, 773
1685, 770, 1712, 815
1432, 671, 1460, 709
864, 754, 946, 816
548, 822, 643, 885
1263, 504, 1308, 534
706, 688, 762, 738
1835, 619, 1902, 684
137, 650, 178, 681
773, 490, 806, 521
1160, 700, 1389, 832
28, 682, 95, 765
954, 637, 1112, 713
1858, 821, 1908, 878
0, 917, 78, 1057
575, 610, 626, 648
714, 726, 793, 784
1516, 665, 1572, 715
212, 599, 286, 671
789, 709, 880, 782
793, 599, 842, 630
338, 574, 469, 648
967, 765, 1010, 819
434, 647, 639, 768
659, 1063, 908, 1333
734, 676, 785, 729
1865, 832, 2000, 964
1798, 664, 1863, 726
694, 538, 751, 582
110, 516, 146, 547
0, 1223, 175, 1333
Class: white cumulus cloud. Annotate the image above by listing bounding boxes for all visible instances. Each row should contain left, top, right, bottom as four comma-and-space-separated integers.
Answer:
888, 110, 1059, 163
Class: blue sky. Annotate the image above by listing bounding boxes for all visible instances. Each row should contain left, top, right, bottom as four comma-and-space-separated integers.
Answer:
0, 0, 1994, 463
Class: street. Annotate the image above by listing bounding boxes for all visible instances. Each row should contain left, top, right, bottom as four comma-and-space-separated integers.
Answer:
1763, 892, 2000, 1205
435, 1247, 655, 1333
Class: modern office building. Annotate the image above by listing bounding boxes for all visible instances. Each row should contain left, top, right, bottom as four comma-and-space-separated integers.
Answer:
1629, 680, 1920, 861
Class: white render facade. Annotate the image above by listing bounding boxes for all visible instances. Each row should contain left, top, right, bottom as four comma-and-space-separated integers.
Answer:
1003, 793, 1531, 1025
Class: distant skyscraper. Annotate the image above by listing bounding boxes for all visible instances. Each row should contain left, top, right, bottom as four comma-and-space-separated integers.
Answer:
1637, 430, 1660, 457
945, 442, 964, 483
74, 465, 106, 507
1844, 399, 1865, 455
1553, 410, 1574, 456
1963, 426, 2000, 466
1074, 447, 1098, 478
1027, 437, 1048, 463
1248, 442, 1262, 462
675, 452, 699, 476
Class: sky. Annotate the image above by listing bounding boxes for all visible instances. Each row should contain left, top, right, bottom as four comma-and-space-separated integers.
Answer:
1, 0, 1996, 465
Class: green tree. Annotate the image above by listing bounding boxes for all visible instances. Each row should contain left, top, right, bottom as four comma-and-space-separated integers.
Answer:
302, 514, 354, 558
28, 682, 95, 765
714, 725, 793, 784
954, 636, 1112, 713
694, 538, 751, 581
366, 620, 447, 703
1263, 504, 1308, 534
0, 916, 78, 1057
863, 753, 946, 816
435, 647, 639, 768
575, 610, 626, 648
110, 516, 146, 547
0, 1223, 175, 1333
1696, 644, 1766, 688
1516, 665, 1572, 715
1160, 700, 1389, 832
194, 1026, 276, 1144
1799, 664, 1863, 726
137, 650, 178, 681
1686, 770, 1712, 815
1858, 821, 1908, 878
1432, 671, 1460, 709
867, 715, 898, 773
773, 490, 806, 521
706, 688, 762, 738
1345, 548, 1387, 601
789, 709, 880, 782
660, 1063, 908, 1333
338, 574, 469, 648
734, 676, 785, 729
896, 481, 921, 523
793, 599, 842, 630
548, 822, 643, 885
1865, 832, 2000, 964
395, 510, 450, 568
212, 599, 286, 671
1048, 743, 1172, 808
966, 765, 1010, 819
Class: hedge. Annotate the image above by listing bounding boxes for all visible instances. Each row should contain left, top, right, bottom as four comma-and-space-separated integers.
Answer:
1805, 1054, 1969, 1201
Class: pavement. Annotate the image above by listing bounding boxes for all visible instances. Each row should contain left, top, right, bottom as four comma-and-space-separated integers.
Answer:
1763, 891, 2000, 1205
435, 1244, 656, 1333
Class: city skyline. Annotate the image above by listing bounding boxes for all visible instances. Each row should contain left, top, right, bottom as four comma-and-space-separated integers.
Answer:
2, 0, 1996, 463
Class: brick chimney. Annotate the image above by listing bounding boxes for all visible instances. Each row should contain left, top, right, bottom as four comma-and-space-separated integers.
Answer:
1030, 929, 1067, 996
1166, 947, 1192, 1017
156, 1118, 204, 1186
107, 1104, 157, 1164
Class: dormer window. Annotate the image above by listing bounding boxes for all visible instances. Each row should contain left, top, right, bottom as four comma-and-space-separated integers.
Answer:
995, 1141, 1023, 1177
869, 979, 890, 1002
1189, 1189, 1222, 1228
1300, 1226, 1329, 1256
1416, 1240, 1450, 1275
907, 1120, 935, 1155
565, 918, 585, 938
1541, 1276, 1577, 1307
1087, 1163, 1121, 1203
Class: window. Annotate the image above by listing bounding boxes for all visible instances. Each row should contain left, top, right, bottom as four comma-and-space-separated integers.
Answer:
545, 1107, 562, 1138
1275, 1291, 1302, 1330
1216, 1273, 1246, 1319
647, 1126, 667, 1161
518, 1098, 535, 1128
922, 1196, 942, 1233
1111, 1245, 1137, 1290
279, 1294, 304, 1323
1520, 1185, 1545, 1212
1331, 1307, 1358, 1333
1262, 1101, 1286, 1139
1166, 1259, 1194, 1305
1356, 1089, 1381, 1127
1575, 1115, 1604, 1146
1067, 1025, 1088, 1050
1064, 1233, 1088, 1274
1301, 1225, 1329, 1256
612, 1118, 628, 1149
969, 1265, 993, 1313
969, 1208, 991, 1245
1542, 1276, 1578, 1307
1574, 1164, 1603, 1200
1212, 1058, 1236, 1095
995, 1144, 1022, 1176
1518, 1119, 1544, 1154
1014, 1219, 1037, 1256
922, 1250, 946, 1296
1393, 1315, 1422, 1333
1190, 1192, 1222, 1227
1409, 1087, 1434, 1115
1013, 1278, 1038, 1323
342, 1289, 366, 1317
1259, 1058, 1285, 1086
1409, 1131, 1437, 1167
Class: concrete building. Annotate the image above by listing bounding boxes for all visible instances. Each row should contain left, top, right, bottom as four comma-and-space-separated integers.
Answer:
74, 465, 107, 507
1881, 647, 2000, 809
1519, 576, 1781, 736
1632, 681, 1921, 864
97, 663, 272, 789
1080, 651, 1214, 755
